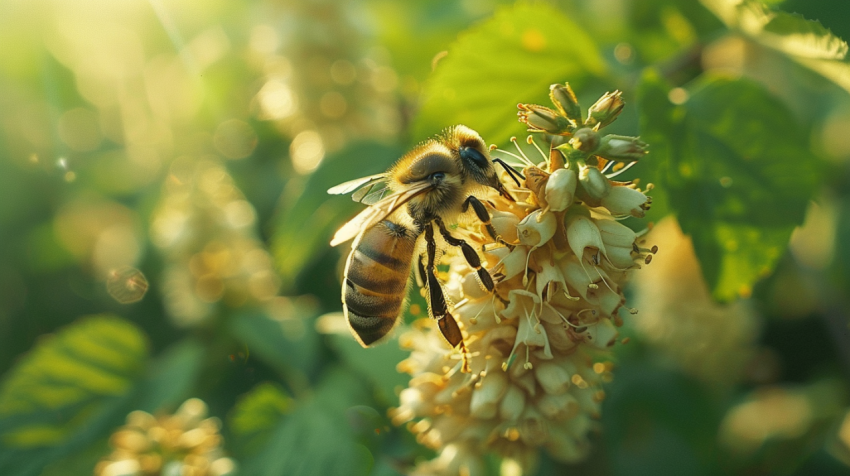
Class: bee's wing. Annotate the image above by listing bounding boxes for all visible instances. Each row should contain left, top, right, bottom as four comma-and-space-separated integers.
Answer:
330, 181, 431, 247
359, 185, 391, 205
327, 174, 387, 196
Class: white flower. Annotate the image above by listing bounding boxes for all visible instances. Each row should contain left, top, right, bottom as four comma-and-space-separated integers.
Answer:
600, 185, 650, 218
545, 168, 577, 212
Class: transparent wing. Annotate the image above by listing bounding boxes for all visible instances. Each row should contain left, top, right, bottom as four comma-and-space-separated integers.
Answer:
330, 181, 431, 247
327, 174, 386, 196
359, 185, 391, 205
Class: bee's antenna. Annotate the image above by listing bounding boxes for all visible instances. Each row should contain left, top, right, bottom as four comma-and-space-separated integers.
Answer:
491, 158, 524, 187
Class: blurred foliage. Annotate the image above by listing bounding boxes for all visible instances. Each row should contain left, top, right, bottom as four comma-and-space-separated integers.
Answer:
0, 0, 849, 475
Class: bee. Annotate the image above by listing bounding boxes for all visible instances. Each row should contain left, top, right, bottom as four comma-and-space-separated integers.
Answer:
328, 125, 515, 370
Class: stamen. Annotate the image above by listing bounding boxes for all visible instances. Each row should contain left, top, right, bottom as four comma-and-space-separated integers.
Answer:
562, 286, 581, 301
578, 257, 600, 290
510, 136, 535, 166
576, 308, 598, 323
545, 302, 580, 329
605, 161, 637, 179
522, 248, 533, 286
491, 294, 502, 324
593, 266, 616, 293
526, 135, 548, 161
502, 350, 518, 371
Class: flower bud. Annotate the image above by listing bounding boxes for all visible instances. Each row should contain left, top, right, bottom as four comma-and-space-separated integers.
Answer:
489, 209, 520, 243
549, 83, 582, 123
578, 165, 611, 201
600, 186, 649, 218
517, 210, 556, 248
517, 104, 571, 135
596, 134, 648, 162
568, 128, 600, 153
594, 218, 636, 248
470, 371, 508, 418
562, 258, 594, 300
536, 256, 567, 301
585, 91, 624, 129
594, 219, 637, 269
566, 214, 606, 264
585, 318, 619, 349
543, 391, 580, 419
519, 406, 549, 445
498, 246, 528, 280
544, 168, 577, 212
499, 385, 526, 421
534, 361, 572, 395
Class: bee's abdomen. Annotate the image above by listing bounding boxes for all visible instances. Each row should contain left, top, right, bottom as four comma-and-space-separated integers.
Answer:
344, 220, 418, 346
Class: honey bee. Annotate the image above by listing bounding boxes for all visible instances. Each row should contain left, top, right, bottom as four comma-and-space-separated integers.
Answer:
328, 125, 515, 368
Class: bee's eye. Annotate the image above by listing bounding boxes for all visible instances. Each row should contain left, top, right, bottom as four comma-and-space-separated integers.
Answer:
460, 147, 489, 169
428, 172, 445, 182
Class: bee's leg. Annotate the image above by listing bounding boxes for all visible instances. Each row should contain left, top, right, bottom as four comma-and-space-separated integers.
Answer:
424, 223, 470, 373
462, 195, 514, 249
414, 254, 427, 289
434, 217, 494, 293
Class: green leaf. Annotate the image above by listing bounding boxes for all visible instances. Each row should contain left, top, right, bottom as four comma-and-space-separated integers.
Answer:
229, 382, 293, 457
272, 141, 402, 291
230, 309, 321, 392
637, 70, 821, 300
327, 333, 409, 405
133, 339, 205, 413
700, 0, 850, 93
240, 368, 375, 476
413, 2, 606, 142
0, 315, 148, 447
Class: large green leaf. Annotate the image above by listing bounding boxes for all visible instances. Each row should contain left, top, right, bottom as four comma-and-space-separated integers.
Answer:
700, 0, 850, 93
637, 70, 821, 301
229, 381, 293, 458
413, 2, 606, 142
0, 315, 149, 476
240, 368, 375, 476
0, 315, 148, 447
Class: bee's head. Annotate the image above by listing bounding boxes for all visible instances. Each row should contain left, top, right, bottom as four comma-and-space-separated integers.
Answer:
447, 125, 514, 201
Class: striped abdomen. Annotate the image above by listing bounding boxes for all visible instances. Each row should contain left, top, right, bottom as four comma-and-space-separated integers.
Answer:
344, 220, 419, 346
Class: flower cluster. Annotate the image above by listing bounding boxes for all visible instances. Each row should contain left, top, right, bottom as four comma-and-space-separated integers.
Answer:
150, 159, 281, 327
95, 399, 236, 476
391, 84, 654, 474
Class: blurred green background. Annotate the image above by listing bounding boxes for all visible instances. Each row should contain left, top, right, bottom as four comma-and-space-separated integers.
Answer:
2, 0, 850, 475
